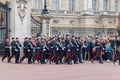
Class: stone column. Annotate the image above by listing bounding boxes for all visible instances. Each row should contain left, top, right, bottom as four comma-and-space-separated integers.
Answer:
42, 19, 46, 37
10, 0, 31, 42
42, 19, 50, 37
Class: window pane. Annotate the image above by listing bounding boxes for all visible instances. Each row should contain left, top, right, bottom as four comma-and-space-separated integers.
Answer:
92, 0, 96, 11
36, 0, 40, 9
52, 0, 59, 10
103, 0, 107, 11
69, 0, 75, 11
114, 0, 118, 12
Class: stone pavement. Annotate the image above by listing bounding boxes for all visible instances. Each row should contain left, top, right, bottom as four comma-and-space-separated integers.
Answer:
0, 58, 120, 80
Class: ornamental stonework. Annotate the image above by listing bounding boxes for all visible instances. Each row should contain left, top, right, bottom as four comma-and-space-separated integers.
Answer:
16, 0, 29, 24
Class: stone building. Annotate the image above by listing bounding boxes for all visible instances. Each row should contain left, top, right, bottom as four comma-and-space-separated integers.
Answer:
0, 0, 120, 42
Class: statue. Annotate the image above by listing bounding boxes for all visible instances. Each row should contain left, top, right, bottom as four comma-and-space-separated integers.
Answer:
16, 0, 29, 24
117, 13, 120, 36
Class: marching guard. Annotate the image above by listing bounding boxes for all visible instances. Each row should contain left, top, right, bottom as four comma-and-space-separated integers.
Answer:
2, 38, 10, 62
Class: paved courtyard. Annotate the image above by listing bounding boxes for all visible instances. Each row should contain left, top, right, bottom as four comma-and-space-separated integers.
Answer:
0, 58, 120, 80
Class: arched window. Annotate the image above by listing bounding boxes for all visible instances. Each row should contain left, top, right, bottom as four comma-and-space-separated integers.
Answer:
69, 0, 75, 11
52, 0, 59, 10
36, 0, 40, 9
103, 0, 108, 12
92, 0, 96, 12
114, 0, 118, 12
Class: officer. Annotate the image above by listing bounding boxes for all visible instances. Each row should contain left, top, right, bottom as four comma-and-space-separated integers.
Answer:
57, 37, 65, 64
48, 37, 55, 64
76, 37, 83, 63
15, 37, 22, 63
65, 35, 72, 64
33, 38, 39, 63
91, 37, 103, 64
2, 38, 10, 62
113, 36, 120, 65
8, 37, 20, 63
113, 45, 120, 65
71, 36, 78, 64
40, 38, 47, 64
54, 38, 61, 64
35, 38, 43, 64
20, 37, 32, 64
61, 37, 66, 63
27, 38, 34, 64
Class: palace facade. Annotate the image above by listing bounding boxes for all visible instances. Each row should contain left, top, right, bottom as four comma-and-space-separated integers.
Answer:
0, 0, 120, 41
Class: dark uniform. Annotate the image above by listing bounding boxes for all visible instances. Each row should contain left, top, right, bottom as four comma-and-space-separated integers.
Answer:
91, 38, 103, 64
48, 38, 56, 64
8, 38, 22, 63
15, 38, 22, 63
28, 39, 34, 64
35, 39, 44, 64
113, 39, 120, 65
71, 38, 78, 64
8, 38, 20, 63
76, 38, 83, 63
2, 38, 10, 62
54, 40, 61, 64
20, 37, 32, 64
41, 40, 48, 64
65, 38, 72, 64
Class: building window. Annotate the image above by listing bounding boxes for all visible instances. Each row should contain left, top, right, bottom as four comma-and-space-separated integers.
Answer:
53, 20, 58, 24
92, 0, 96, 12
114, 0, 118, 12
36, 0, 40, 9
52, 0, 59, 10
103, 0, 108, 12
69, 0, 75, 11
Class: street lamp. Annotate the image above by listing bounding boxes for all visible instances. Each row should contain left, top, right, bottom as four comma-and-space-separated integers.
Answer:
41, 0, 49, 16
41, 0, 52, 37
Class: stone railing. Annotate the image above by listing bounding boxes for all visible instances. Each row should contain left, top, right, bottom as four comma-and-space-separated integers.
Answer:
99, 11, 118, 16
31, 9, 118, 16
31, 9, 81, 15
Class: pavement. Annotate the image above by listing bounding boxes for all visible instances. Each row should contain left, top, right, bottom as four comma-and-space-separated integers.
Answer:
0, 58, 120, 80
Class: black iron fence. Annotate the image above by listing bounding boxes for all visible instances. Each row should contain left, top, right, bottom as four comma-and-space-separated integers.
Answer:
0, 2, 8, 55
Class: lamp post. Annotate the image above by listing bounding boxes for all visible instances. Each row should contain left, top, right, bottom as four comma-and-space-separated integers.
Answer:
41, 0, 52, 37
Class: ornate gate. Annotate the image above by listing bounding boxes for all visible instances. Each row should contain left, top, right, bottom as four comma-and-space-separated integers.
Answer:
0, 2, 9, 54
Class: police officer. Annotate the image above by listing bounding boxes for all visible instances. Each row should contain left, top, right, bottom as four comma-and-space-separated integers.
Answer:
2, 38, 10, 62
